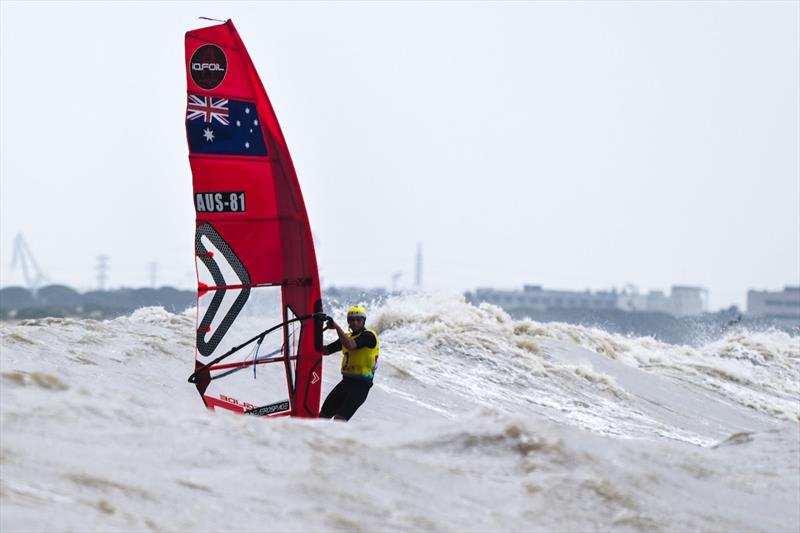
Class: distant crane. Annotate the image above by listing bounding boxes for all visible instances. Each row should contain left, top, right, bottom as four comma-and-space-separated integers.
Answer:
9, 233, 48, 291
96, 255, 110, 291
415, 243, 423, 290
391, 271, 402, 293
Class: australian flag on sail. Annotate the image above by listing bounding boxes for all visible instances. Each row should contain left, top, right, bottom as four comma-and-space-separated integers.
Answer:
186, 94, 268, 156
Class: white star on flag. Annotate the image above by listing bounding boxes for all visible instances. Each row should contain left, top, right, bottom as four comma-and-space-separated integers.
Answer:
203, 128, 215, 141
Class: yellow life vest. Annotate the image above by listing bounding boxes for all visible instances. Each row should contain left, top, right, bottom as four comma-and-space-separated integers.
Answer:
341, 328, 380, 379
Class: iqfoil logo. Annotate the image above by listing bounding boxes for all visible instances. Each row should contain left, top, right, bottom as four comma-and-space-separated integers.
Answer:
190, 44, 227, 90
192, 63, 225, 71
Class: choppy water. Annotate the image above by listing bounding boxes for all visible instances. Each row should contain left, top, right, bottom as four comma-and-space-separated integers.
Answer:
1, 293, 798, 532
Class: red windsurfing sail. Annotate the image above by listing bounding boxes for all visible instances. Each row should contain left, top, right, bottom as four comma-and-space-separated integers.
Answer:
184, 20, 323, 418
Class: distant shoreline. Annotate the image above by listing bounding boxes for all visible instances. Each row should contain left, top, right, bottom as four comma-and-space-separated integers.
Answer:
2, 285, 796, 347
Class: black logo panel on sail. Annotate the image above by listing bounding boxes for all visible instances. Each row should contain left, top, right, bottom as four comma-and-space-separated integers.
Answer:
190, 44, 228, 90
195, 223, 250, 357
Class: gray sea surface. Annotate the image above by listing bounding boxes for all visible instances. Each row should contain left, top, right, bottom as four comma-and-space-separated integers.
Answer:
1, 293, 798, 532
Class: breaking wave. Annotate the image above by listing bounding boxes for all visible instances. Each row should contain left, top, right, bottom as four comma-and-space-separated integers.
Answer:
1, 293, 798, 532
368, 293, 799, 441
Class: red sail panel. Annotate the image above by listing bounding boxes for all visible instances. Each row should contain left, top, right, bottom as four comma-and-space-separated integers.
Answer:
185, 20, 322, 418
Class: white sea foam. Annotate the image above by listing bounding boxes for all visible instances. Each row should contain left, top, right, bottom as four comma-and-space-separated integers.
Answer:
1, 293, 798, 532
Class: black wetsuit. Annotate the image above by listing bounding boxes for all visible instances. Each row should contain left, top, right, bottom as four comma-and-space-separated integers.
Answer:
320, 330, 377, 420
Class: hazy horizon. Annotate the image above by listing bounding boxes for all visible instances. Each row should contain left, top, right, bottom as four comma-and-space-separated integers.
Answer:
1, 1, 798, 310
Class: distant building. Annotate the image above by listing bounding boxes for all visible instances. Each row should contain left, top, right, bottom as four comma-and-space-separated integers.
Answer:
747, 286, 800, 327
641, 286, 708, 316
646, 290, 673, 315
616, 286, 648, 312
469, 285, 617, 315
669, 286, 708, 317
467, 284, 708, 317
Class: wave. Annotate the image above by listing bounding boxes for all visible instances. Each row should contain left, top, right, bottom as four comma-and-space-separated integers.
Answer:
365, 292, 799, 444
1, 298, 798, 532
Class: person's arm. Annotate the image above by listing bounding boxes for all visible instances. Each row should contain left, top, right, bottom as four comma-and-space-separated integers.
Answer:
352, 330, 377, 349
322, 339, 341, 355
325, 318, 357, 351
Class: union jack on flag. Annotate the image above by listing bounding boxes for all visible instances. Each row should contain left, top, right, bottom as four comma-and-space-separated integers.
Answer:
187, 95, 229, 125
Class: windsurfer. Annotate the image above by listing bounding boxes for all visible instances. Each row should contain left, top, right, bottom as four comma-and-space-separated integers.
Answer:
320, 306, 379, 421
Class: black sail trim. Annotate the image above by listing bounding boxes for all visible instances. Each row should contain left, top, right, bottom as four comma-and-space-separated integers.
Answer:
195, 223, 251, 357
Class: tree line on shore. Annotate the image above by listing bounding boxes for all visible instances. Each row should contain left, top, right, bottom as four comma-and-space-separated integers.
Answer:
1, 284, 790, 347
0, 285, 195, 320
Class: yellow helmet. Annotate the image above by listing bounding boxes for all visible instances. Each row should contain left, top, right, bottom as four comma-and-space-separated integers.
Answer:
346, 306, 367, 319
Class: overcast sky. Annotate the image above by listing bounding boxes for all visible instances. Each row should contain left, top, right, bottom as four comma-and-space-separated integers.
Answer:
1, 1, 798, 310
